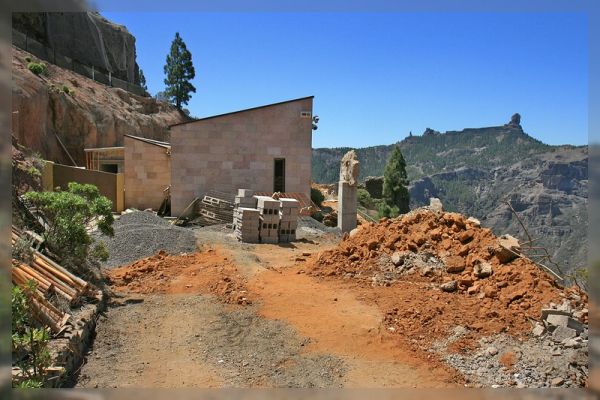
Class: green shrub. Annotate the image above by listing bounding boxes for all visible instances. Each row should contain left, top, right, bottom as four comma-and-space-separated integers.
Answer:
26, 166, 41, 178
27, 62, 48, 76
61, 84, 75, 96
23, 182, 114, 272
357, 188, 374, 209
12, 282, 51, 388
310, 187, 325, 207
91, 241, 109, 262
378, 203, 400, 219
311, 211, 324, 222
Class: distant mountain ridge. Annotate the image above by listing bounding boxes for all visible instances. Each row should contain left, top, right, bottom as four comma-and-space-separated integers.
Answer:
312, 118, 577, 184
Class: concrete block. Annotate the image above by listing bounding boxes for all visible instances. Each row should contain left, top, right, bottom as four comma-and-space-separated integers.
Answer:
237, 189, 254, 197
280, 198, 300, 208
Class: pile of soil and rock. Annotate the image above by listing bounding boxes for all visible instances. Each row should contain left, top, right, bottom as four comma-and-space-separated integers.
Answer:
106, 248, 251, 305
94, 211, 198, 268
305, 206, 589, 387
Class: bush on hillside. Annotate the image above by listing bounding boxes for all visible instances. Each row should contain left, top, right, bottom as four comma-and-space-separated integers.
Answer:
27, 62, 48, 76
311, 187, 325, 207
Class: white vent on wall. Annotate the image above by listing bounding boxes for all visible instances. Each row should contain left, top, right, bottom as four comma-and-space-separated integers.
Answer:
300, 111, 312, 118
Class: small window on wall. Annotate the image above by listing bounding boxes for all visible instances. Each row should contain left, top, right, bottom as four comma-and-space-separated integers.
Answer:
274, 158, 285, 193
100, 164, 118, 173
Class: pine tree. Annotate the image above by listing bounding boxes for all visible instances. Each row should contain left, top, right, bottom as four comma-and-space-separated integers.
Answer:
139, 68, 147, 91
163, 32, 196, 110
379, 145, 410, 218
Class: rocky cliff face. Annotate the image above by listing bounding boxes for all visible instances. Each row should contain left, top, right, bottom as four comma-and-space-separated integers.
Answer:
12, 46, 186, 166
13, 12, 140, 84
409, 147, 588, 273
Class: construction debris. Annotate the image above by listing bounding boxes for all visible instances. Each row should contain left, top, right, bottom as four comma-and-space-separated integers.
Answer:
11, 226, 101, 333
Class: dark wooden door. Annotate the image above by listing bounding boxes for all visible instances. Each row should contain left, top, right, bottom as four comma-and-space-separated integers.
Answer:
274, 158, 285, 192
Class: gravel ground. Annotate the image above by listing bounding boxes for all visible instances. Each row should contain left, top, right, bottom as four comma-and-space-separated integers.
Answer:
191, 217, 341, 246
200, 300, 346, 387
75, 294, 346, 388
93, 211, 198, 268
297, 216, 341, 240
431, 326, 588, 388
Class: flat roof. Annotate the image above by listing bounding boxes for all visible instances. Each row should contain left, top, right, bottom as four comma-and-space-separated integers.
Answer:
124, 134, 171, 149
169, 96, 314, 128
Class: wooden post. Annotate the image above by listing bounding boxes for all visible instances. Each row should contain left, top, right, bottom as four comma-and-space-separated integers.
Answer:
41, 161, 54, 192
115, 173, 124, 212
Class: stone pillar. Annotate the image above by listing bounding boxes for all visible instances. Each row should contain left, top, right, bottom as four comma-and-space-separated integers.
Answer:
338, 181, 357, 232
337, 150, 360, 232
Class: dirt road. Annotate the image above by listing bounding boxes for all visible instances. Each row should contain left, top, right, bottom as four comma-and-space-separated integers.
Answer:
74, 224, 462, 388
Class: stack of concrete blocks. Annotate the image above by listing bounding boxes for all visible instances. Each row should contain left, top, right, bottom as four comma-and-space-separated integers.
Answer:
234, 189, 257, 209
279, 198, 300, 242
254, 195, 280, 244
233, 208, 260, 243
233, 189, 259, 243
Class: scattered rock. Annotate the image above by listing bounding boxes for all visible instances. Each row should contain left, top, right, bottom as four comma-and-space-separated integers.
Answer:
390, 251, 407, 267
486, 346, 499, 356
566, 318, 584, 334
495, 234, 520, 264
550, 377, 564, 387
546, 314, 569, 328
532, 323, 545, 337
467, 285, 479, 295
473, 261, 493, 278
429, 197, 443, 212
349, 228, 361, 238
445, 256, 465, 273
551, 326, 577, 342
561, 338, 580, 348
366, 239, 378, 251
467, 217, 481, 227
440, 280, 458, 292
458, 230, 474, 244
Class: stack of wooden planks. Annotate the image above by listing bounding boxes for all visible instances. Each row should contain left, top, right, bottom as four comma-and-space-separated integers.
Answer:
11, 225, 99, 333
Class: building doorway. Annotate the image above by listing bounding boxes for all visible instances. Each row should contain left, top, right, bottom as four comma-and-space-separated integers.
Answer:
274, 158, 285, 192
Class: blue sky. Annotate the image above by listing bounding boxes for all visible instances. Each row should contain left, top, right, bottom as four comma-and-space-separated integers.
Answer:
100, 11, 588, 148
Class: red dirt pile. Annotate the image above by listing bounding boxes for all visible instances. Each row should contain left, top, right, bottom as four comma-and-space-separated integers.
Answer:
106, 248, 251, 305
306, 208, 586, 346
